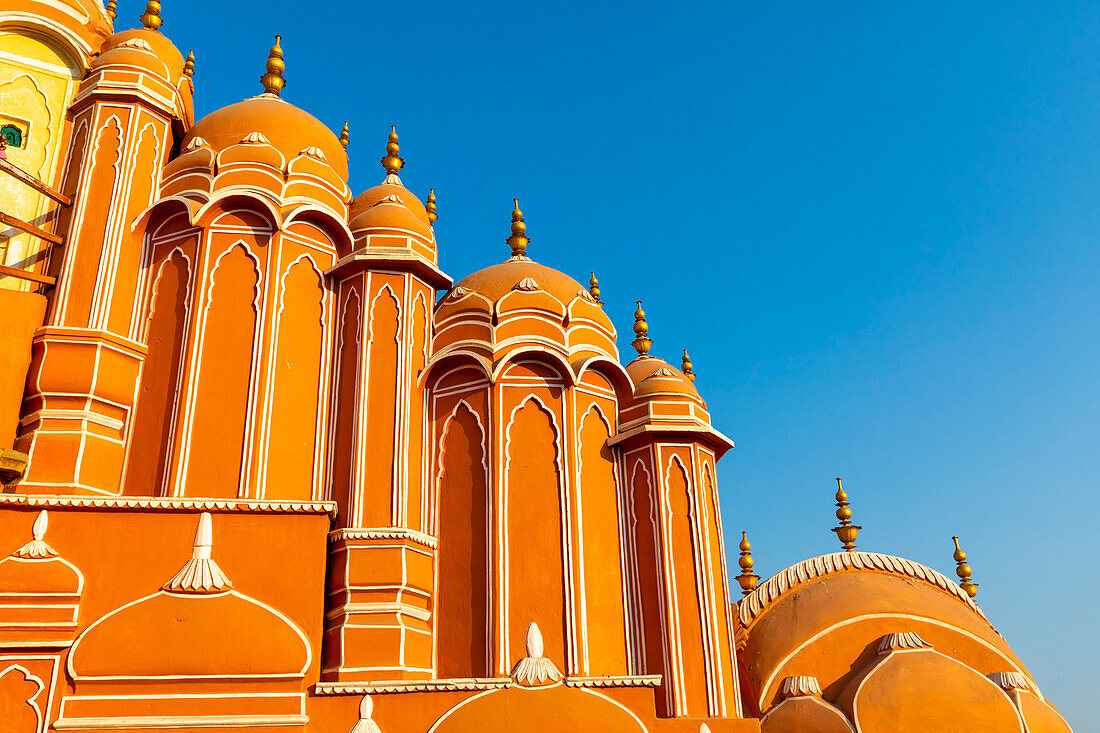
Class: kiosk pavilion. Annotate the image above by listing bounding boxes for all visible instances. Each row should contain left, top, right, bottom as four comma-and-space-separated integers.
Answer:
0, 2, 1074, 731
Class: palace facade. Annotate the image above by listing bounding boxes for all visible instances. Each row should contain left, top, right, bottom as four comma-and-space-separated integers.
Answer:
0, 1, 1074, 731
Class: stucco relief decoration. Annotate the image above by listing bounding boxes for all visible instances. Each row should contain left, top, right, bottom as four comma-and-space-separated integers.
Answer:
510, 622, 563, 685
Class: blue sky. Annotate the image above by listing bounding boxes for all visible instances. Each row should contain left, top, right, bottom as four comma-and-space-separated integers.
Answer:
160, 0, 1097, 724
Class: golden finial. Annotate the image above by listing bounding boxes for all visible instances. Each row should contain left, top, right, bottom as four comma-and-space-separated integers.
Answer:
426, 188, 438, 225
831, 477, 861, 552
183, 50, 195, 78
952, 536, 978, 599
259, 35, 286, 97
380, 125, 404, 175
139, 0, 162, 29
681, 349, 695, 381
589, 272, 601, 302
105, 0, 117, 20
339, 121, 350, 150
506, 198, 529, 258
631, 301, 653, 356
736, 531, 760, 596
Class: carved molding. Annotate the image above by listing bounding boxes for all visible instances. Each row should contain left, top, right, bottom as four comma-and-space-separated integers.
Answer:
314, 678, 512, 695
563, 675, 662, 688
877, 631, 932, 654
779, 675, 822, 698
988, 671, 1031, 692
0, 495, 338, 517
738, 552, 992, 629
328, 528, 438, 549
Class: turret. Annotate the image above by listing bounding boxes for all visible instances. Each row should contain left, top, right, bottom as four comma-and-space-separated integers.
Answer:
612, 311, 741, 718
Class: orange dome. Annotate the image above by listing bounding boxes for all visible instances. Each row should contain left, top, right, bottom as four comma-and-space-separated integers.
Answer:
625, 356, 703, 403
453, 258, 593, 306
350, 193, 433, 239
91, 28, 184, 81
350, 181, 430, 224
738, 551, 1033, 715
183, 96, 347, 180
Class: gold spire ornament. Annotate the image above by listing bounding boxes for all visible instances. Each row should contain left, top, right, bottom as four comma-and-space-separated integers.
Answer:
426, 189, 438, 224
952, 536, 978, 599
183, 50, 195, 78
631, 301, 652, 356
339, 121, 350, 150
259, 35, 286, 97
140, 0, 162, 29
831, 477, 861, 552
380, 125, 404, 175
106, 0, 117, 21
506, 198, 529, 258
681, 349, 695, 381
589, 272, 601, 302
736, 531, 760, 596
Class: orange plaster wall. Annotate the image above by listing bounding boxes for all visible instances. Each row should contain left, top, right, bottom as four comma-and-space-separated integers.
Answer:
330, 286, 361, 524
0, 291, 46, 449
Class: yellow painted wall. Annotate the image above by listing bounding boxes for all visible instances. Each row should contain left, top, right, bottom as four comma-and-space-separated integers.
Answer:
0, 30, 81, 289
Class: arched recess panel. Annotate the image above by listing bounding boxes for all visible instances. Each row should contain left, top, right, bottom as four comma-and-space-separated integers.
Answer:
406, 293, 430, 531
629, 458, 665, 682
360, 288, 401, 527
264, 258, 325, 500
666, 456, 709, 717
124, 247, 192, 496
578, 406, 629, 675
106, 123, 160, 335
703, 462, 735, 712
183, 243, 259, 498
0, 665, 42, 733
329, 289, 361, 526
435, 402, 490, 678
47, 121, 88, 281
63, 117, 121, 327
505, 397, 568, 671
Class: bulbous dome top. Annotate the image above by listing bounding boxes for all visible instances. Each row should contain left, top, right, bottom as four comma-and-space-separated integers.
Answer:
625, 356, 702, 403
349, 194, 432, 239
90, 28, 184, 80
182, 96, 347, 180
453, 258, 594, 306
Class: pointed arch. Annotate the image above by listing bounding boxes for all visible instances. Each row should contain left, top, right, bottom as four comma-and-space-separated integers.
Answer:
665, 453, 708, 716
264, 255, 326, 500
182, 242, 260, 498
328, 287, 361, 525
435, 400, 491, 678
124, 248, 192, 496
358, 283, 402, 527
504, 395, 567, 671
577, 404, 629, 675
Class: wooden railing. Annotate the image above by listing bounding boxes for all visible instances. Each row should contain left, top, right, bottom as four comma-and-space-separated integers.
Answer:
0, 157, 68, 287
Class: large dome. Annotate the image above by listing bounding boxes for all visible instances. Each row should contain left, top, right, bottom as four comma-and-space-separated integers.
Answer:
453, 258, 593, 306
183, 95, 347, 180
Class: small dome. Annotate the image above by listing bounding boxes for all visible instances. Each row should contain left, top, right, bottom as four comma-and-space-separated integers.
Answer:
453, 259, 592, 306
626, 356, 703, 403
90, 28, 184, 81
183, 96, 347, 181
350, 179, 430, 225
350, 194, 432, 239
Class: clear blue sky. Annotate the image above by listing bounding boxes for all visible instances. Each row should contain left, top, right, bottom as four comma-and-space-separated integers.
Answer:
159, 0, 1097, 725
